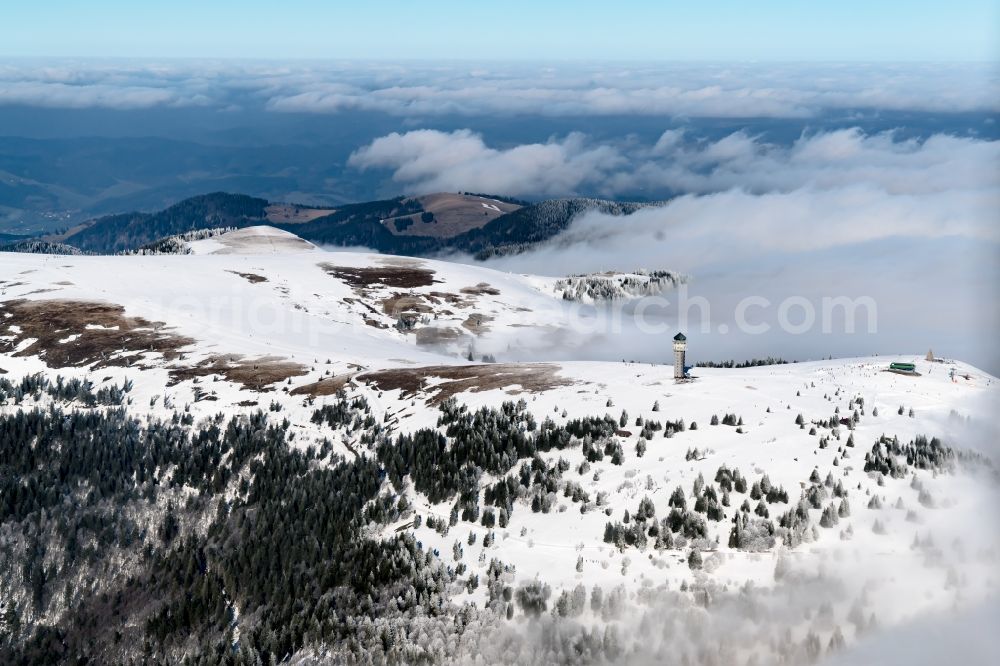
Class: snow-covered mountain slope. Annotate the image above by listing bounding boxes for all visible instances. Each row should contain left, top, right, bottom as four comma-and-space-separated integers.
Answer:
1, 226, 567, 372
1, 229, 998, 664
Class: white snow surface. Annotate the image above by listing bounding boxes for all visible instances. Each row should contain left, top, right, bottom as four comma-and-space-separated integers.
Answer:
187, 225, 318, 255
2, 231, 999, 654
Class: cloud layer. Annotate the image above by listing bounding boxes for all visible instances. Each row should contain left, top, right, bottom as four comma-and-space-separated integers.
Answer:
1, 60, 997, 116
348, 129, 627, 197
473, 193, 998, 370
349, 126, 1000, 201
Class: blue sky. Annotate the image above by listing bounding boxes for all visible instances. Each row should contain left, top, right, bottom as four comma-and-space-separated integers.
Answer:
3, 0, 997, 61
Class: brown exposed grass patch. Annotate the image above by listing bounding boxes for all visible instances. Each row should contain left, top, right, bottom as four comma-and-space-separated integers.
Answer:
461, 313, 493, 334
427, 291, 475, 307
343, 297, 382, 317
381, 293, 433, 316
167, 354, 308, 391
320, 262, 438, 288
0, 299, 307, 389
381, 193, 521, 238
0, 299, 192, 369
359, 363, 573, 405
460, 283, 500, 296
415, 327, 465, 346
380, 291, 479, 320
227, 270, 268, 284
290, 373, 355, 397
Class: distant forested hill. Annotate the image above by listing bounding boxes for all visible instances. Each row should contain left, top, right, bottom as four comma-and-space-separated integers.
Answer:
454, 198, 652, 259
6, 192, 659, 257
48, 193, 270, 254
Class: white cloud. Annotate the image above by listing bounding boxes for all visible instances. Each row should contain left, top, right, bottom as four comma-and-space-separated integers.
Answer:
0, 60, 997, 116
348, 129, 626, 197
0, 60, 221, 109
469, 191, 999, 371
266, 62, 1000, 118
349, 126, 1000, 200
630, 128, 1000, 196
825, 599, 1000, 666
538, 186, 997, 260
0, 80, 185, 110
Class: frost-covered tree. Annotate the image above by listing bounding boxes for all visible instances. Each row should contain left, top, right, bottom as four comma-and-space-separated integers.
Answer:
515, 580, 552, 617
636, 496, 656, 521
669, 486, 687, 510
819, 503, 840, 528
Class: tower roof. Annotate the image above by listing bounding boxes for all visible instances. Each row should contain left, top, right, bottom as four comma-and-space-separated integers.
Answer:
673, 332, 687, 341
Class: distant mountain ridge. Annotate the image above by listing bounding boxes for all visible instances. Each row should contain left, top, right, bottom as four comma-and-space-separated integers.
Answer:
10, 191, 661, 258
39, 193, 271, 254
